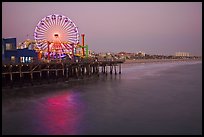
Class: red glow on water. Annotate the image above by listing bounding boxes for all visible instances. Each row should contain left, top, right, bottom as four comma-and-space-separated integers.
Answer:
35, 91, 85, 135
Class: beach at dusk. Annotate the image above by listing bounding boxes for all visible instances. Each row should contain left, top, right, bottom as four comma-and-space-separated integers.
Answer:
2, 2, 202, 135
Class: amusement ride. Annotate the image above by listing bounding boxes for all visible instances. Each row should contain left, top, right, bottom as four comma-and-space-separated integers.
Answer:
19, 14, 89, 62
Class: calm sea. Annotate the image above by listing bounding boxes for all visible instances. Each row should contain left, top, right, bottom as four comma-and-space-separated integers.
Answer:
2, 61, 202, 135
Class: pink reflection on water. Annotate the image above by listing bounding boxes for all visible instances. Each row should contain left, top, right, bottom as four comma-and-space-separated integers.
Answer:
35, 91, 85, 135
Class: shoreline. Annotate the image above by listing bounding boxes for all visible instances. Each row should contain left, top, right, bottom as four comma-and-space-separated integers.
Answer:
123, 58, 202, 64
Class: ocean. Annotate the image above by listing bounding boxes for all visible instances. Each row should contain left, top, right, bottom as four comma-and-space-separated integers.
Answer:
2, 61, 202, 135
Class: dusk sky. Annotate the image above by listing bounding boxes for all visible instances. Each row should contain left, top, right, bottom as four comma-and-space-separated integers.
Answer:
2, 2, 202, 55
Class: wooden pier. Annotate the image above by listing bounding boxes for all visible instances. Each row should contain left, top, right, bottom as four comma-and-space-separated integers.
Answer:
2, 60, 124, 88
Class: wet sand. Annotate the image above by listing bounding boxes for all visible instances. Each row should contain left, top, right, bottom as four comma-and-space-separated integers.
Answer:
124, 58, 202, 64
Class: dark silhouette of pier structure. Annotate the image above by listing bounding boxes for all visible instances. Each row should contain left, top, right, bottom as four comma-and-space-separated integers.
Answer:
2, 59, 124, 88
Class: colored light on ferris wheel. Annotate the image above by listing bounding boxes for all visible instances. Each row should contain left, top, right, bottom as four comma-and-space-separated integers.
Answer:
34, 14, 80, 52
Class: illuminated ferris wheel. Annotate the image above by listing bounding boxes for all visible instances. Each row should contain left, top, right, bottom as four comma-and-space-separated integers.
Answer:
34, 14, 80, 58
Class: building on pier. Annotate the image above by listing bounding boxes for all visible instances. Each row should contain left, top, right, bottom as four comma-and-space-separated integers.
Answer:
2, 38, 38, 64
2, 38, 17, 63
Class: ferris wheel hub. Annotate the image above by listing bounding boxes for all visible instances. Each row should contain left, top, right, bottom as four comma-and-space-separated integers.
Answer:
54, 33, 59, 38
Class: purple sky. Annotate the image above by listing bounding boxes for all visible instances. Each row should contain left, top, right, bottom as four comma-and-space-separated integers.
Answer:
2, 2, 202, 55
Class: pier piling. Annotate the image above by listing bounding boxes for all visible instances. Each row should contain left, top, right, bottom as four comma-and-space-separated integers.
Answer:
2, 60, 124, 88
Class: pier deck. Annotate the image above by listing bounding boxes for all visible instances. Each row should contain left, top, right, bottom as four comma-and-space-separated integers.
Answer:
2, 60, 124, 88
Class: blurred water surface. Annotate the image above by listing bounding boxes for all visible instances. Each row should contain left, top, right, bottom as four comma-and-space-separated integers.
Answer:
2, 61, 202, 135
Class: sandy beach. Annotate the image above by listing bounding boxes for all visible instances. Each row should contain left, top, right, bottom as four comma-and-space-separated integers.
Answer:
123, 58, 202, 64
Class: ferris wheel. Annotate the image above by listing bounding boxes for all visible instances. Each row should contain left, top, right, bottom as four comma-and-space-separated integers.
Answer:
34, 14, 80, 58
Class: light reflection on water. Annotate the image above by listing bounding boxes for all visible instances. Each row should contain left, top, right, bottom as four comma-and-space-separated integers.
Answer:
33, 91, 85, 135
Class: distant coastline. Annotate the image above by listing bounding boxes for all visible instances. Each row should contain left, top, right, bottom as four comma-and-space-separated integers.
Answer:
124, 58, 202, 64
